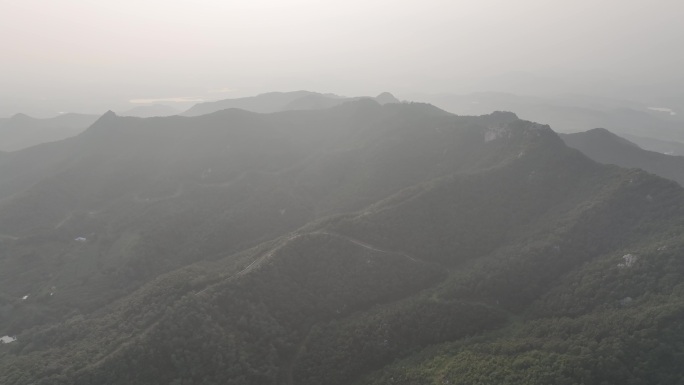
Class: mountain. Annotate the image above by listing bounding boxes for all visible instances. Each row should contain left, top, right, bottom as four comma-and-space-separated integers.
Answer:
182, 91, 400, 117
0, 103, 516, 331
0, 98, 61, 119
181, 91, 336, 116
375, 92, 401, 105
0, 113, 100, 152
117, 104, 180, 118
1, 102, 684, 384
414, 91, 684, 144
622, 133, 684, 156
561, 128, 684, 186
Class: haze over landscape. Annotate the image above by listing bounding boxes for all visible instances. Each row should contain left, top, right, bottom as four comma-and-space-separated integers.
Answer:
2, 0, 683, 115
2, 1, 684, 384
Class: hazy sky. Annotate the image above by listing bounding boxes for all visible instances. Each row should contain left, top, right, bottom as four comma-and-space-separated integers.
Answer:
1, 0, 683, 113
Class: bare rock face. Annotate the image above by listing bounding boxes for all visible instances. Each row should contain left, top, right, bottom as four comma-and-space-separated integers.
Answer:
617, 254, 638, 268
0, 336, 16, 344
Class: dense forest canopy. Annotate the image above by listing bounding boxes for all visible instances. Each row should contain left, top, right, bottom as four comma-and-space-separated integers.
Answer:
0, 101, 683, 384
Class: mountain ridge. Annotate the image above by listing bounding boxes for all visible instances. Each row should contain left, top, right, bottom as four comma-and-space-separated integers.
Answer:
561, 127, 684, 186
2, 102, 684, 384
0, 113, 99, 152
181, 91, 401, 117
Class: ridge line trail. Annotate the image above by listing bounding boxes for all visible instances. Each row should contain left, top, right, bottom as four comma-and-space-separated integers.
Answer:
193, 250, 269, 296
316, 231, 419, 262
194, 232, 303, 296
193, 229, 422, 382
195, 231, 419, 296
132, 184, 184, 203
74, 316, 164, 376
54, 213, 74, 229
282, 231, 419, 384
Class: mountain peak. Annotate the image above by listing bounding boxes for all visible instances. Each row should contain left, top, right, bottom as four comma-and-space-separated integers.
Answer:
584, 127, 625, 139
477, 111, 519, 129
375, 92, 400, 105
332, 97, 383, 114
84, 110, 119, 135
9, 113, 33, 122
490, 111, 518, 120
582, 128, 641, 149
94, 110, 117, 123
101, 110, 117, 119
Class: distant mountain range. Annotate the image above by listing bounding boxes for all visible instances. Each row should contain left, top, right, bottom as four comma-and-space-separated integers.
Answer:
181, 90, 401, 116
1, 101, 684, 384
621, 132, 684, 156
561, 128, 684, 186
0, 113, 99, 152
414, 91, 684, 147
0, 91, 400, 152
7, 89, 684, 160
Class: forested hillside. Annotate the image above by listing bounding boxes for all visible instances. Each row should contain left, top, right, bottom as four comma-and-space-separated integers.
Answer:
1, 101, 684, 384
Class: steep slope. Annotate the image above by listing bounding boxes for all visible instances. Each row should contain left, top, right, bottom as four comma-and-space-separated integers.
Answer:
561, 128, 684, 186
3, 110, 684, 384
0, 113, 99, 151
358, 177, 684, 384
